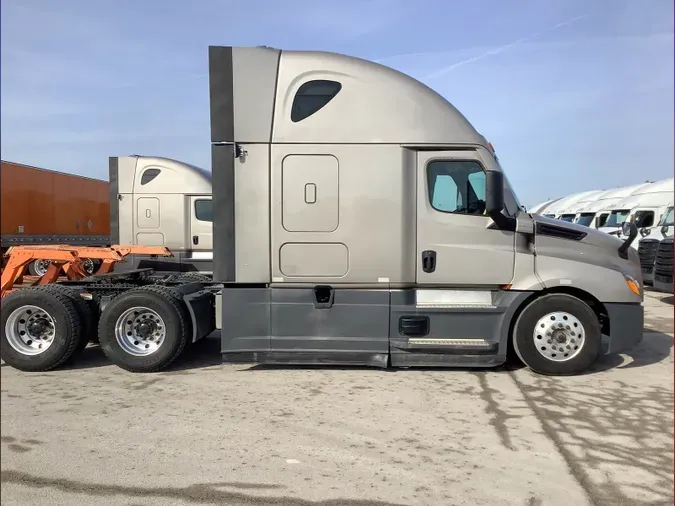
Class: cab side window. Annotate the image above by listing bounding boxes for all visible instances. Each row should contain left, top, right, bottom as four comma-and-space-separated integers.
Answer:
194, 199, 212, 222
633, 210, 654, 228
427, 160, 486, 215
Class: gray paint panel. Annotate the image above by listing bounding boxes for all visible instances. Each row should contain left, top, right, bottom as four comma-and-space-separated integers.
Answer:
270, 288, 390, 354
208, 46, 234, 143
211, 144, 236, 282
109, 157, 120, 245
220, 287, 271, 353
389, 289, 532, 366
231, 46, 281, 143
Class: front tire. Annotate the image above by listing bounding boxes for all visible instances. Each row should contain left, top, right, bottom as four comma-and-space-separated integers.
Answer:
97, 286, 191, 372
512, 294, 602, 375
1, 287, 82, 371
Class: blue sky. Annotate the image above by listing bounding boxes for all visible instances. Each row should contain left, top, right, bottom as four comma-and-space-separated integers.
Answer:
1, 0, 673, 207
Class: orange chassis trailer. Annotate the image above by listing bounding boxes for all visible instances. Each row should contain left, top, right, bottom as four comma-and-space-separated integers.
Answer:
1, 245, 172, 298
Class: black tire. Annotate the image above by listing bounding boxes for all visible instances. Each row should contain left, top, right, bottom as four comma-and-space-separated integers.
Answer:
97, 285, 191, 372
0, 287, 82, 372
177, 272, 211, 283
512, 293, 602, 375
40, 285, 98, 352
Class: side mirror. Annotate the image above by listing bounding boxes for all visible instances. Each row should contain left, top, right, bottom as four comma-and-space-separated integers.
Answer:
618, 221, 638, 259
485, 171, 515, 230
640, 227, 650, 237
485, 171, 505, 215
622, 221, 637, 239
661, 225, 669, 237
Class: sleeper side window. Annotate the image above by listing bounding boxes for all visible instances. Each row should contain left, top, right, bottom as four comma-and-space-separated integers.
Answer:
140, 168, 161, 185
194, 199, 212, 222
291, 80, 342, 122
427, 160, 487, 215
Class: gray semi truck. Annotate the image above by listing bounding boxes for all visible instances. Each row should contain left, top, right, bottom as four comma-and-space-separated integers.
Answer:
110, 155, 213, 275
0, 45, 644, 376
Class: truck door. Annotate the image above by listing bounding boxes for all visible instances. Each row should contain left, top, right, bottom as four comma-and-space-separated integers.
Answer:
416, 150, 515, 285
189, 196, 213, 251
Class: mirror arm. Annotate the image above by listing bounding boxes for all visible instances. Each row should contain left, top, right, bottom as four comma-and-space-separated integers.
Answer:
488, 210, 517, 231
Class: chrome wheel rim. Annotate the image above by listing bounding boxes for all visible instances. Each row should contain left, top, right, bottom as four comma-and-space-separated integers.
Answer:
533, 311, 585, 362
5, 305, 56, 355
114, 307, 166, 357
34, 259, 51, 276
83, 258, 95, 275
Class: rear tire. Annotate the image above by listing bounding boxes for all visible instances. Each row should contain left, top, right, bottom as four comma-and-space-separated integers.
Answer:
1, 287, 82, 371
512, 293, 602, 375
40, 285, 98, 352
98, 286, 191, 372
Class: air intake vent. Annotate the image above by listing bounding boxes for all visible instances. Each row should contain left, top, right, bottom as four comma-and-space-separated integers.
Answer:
535, 223, 587, 241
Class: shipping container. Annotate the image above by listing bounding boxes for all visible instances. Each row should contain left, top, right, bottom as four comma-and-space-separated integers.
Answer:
1, 161, 111, 272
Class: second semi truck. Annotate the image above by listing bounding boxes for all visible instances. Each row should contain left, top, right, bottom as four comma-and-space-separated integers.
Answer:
0, 45, 645, 376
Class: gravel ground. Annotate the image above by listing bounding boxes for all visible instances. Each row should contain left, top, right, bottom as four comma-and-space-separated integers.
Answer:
1, 289, 672, 506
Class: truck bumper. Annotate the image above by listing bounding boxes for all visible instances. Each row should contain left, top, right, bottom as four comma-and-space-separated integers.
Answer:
603, 302, 644, 354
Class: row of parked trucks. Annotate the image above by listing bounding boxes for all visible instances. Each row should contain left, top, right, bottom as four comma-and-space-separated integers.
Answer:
0, 45, 651, 378
530, 179, 674, 294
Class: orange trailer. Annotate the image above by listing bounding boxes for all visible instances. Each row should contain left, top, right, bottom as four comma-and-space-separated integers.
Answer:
1, 161, 111, 273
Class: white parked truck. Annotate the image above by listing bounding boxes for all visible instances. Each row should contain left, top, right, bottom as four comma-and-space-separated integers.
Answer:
573, 183, 652, 229
0, 45, 645, 376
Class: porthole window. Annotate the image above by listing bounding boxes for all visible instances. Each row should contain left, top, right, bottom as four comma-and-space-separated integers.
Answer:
291, 80, 342, 122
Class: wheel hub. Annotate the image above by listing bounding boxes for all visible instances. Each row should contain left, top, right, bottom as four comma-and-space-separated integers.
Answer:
5, 305, 56, 355
114, 307, 166, 357
532, 311, 586, 362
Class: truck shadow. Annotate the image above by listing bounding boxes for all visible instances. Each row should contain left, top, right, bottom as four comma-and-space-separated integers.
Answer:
61, 331, 673, 374
66, 334, 223, 371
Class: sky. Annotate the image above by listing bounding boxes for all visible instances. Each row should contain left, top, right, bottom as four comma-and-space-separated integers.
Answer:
1, 0, 673, 207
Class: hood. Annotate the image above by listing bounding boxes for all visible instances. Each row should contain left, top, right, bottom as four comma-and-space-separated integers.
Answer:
532, 213, 641, 269
533, 214, 624, 250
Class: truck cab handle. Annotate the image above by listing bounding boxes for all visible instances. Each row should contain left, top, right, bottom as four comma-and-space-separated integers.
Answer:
193, 235, 199, 245
422, 250, 436, 273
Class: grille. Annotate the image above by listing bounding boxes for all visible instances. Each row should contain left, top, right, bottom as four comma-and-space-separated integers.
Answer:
638, 239, 660, 273
654, 238, 674, 281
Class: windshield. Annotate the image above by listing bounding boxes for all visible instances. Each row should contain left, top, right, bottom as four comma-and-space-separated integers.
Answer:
575, 213, 595, 227
559, 214, 575, 222
658, 207, 674, 227
604, 210, 630, 228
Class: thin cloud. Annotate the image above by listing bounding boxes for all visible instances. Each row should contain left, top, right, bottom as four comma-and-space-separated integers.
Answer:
423, 13, 591, 80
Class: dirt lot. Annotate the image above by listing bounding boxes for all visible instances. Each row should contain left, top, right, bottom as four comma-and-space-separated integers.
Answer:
1, 290, 673, 506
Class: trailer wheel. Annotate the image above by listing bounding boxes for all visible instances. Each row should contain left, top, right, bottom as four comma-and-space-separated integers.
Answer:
0, 287, 82, 371
97, 286, 191, 372
512, 293, 602, 375
28, 259, 52, 277
40, 285, 98, 352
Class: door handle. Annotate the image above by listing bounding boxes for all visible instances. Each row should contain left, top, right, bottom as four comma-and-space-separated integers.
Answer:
193, 235, 199, 245
422, 250, 436, 273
